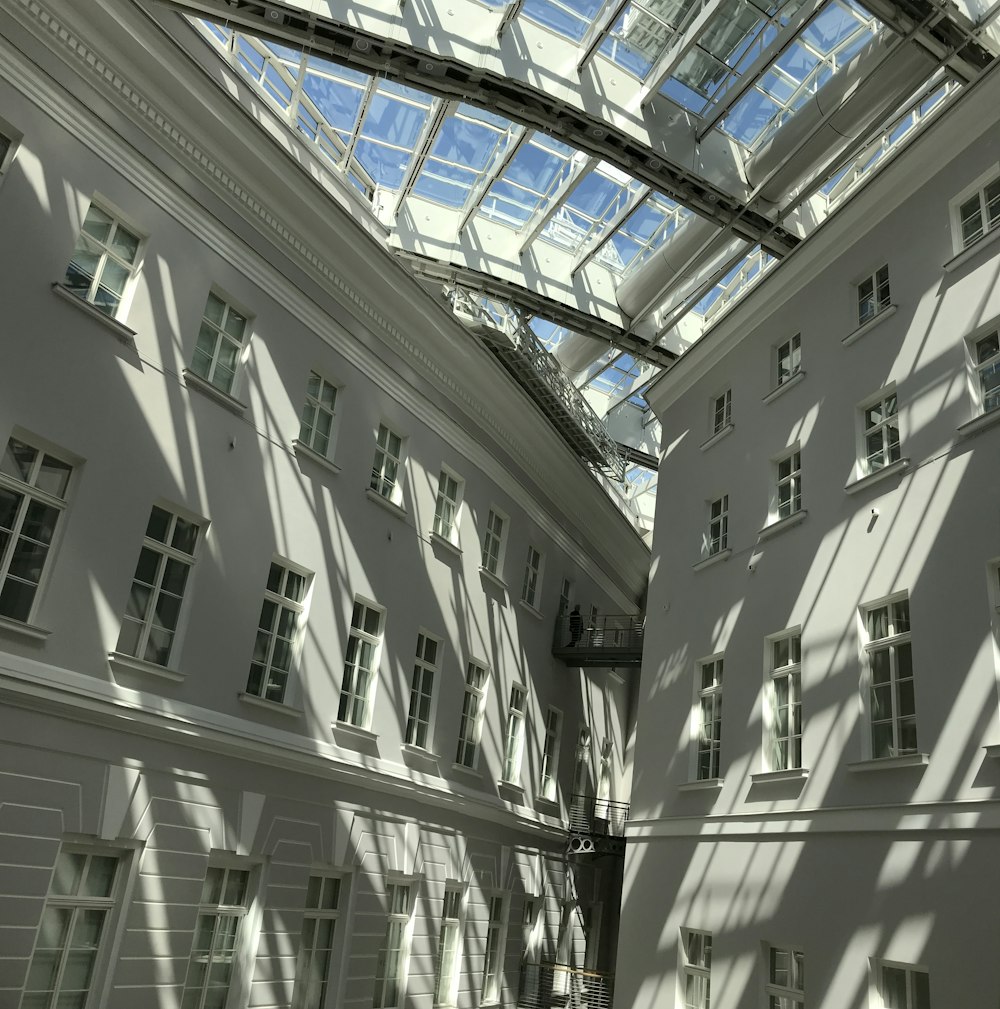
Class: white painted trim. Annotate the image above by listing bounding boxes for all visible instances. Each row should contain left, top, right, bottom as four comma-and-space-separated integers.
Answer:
51, 282, 137, 346
957, 408, 1000, 439
699, 423, 734, 451
678, 778, 723, 792
847, 752, 929, 772
0, 615, 51, 641
841, 303, 898, 347
238, 692, 304, 718
749, 768, 809, 784
107, 651, 184, 682
183, 368, 249, 414
518, 600, 544, 620
430, 531, 462, 557
365, 487, 409, 521
761, 369, 805, 405
479, 567, 509, 593
757, 509, 808, 542
292, 439, 341, 475
844, 458, 910, 494
943, 224, 1000, 272
692, 548, 731, 572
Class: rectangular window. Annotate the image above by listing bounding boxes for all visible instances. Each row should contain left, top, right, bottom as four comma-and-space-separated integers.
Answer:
873, 960, 929, 1009
776, 334, 801, 387
298, 371, 339, 460
456, 661, 489, 768
863, 594, 916, 759
776, 450, 802, 520
63, 202, 141, 318
0, 434, 73, 623
432, 470, 463, 543
713, 389, 732, 433
190, 292, 248, 396
22, 848, 122, 1009
373, 882, 412, 1009
680, 929, 712, 1009
295, 875, 341, 1009
434, 886, 463, 1006
481, 894, 507, 1004
501, 684, 528, 783
338, 599, 384, 728
181, 864, 253, 1009
405, 632, 440, 749
766, 944, 804, 1008
957, 175, 1000, 248
707, 495, 728, 555
521, 546, 543, 608
696, 658, 723, 780
972, 330, 1000, 415
116, 505, 201, 667
539, 706, 562, 801
481, 508, 507, 577
246, 560, 310, 704
767, 632, 802, 771
862, 390, 901, 473
858, 265, 891, 325
371, 424, 404, 502
558, 578, 572, 616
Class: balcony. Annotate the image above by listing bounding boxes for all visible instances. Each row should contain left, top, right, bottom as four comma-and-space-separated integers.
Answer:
518, 962, 615, 1009
568, 794, 628, 857
552, 613, 644, 668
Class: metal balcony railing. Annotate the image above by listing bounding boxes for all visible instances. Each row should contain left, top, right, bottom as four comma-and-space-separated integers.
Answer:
518, 962, 615, 1009
552, 613, 644, 668
568, 794, 629, 837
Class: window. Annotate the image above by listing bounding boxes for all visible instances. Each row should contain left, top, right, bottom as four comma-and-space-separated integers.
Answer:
373, 882, 412, 1009
405, 632, 440, 749
521, 896, 542, 967
0, 434, 73, 623
862, 594, 916, 759
294, 875, 341, 1009
338, 598, 384, 728
481, 894, 507, 1004
432, 469, 463, 543
190, 292, 248, 396
696, 658, 723, 780
766, 632, 802, 772
873, 961, 929, 1009
501, 684, 528, 783
956, 175, 1000, 248
521, 546, 543, 608
370, 424, 404, 503
539, 706, 562, 801
766, 945, 804, 1008
298, 371, 339, 460
680, 929, 712, 1009
707, 495, 728, 556
63, 202, 141, 318
558, 578, 572, 616
858, 265, 891, 325
971, 330, 1000, 416
481, 508, 507, 577
246, 560, 310, 704
181, 864, 253, 1009
434, 886, 463, 1006
776, 334, 801, 387
861, 390, 901, 473
713, 389, 732, 433
116, 505, 201, 667
455, 661, 489, 768
21, 848, 122, 1009
775, 450, 802, 520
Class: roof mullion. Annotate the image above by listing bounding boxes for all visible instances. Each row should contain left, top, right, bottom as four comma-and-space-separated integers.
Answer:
341, 74, 380, 167
518, 155, 601, 253
497, 0, 526, 38
458, 127, 529, 233
576, 0, 632, 72
390, 97, 452, 215
571, 185, 653, 275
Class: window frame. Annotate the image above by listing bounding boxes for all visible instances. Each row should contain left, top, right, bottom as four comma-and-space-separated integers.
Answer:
434, 883, 466, 1007
0, 114, 21, 184
297, 370, 341, 462
694, 656, 724, 781
763, 629, 803, 773
370, 423, 407, 506
337, 596, 385, 729
774, 334, 801, 388
706, 494, 728, 557
539, 705, 563, 801
870, 958, 930, 1009
679, 928, 712, 1009
481, 892, 509, 1005
712, 388, 732, 434
949, 164, 1000, 253
857, 385, 902, 477
856, 264, 891, 326
480, 506, 509, 579
965, 325, 1000, 418
455, 659, 490, 769
372, 878, 417, 1009
293, 873, 344, 1009
501, 683, 528, 784
521, 545, 544, 610
189, 289, 252, 398
764, 942, 805, 1008
431, 466, 464, 546
772, 446, 802, 522
404, 630, 442, 750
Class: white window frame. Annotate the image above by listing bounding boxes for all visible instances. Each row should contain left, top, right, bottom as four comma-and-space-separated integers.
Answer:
765, 943, 804, 1008
246, 558, 311, 705
298, 370, 340, 462
857, 385, 901, 477
373, 878, 416, 1009
966, 325, 1000, 418
455, 660, 490, 769
558, 578, 572, 617
189, 289, 251, 397
115, 503, 204, 668
870, 958, 930, 1009
432, 466, 464, 545
481, 507, 508, 578
860, 592, 917, 760
775, 334, 801, 388
337, 597, 384, 729
481, 892, 509, 1005
539, 706, 563, 801
706, 495, 728, 556
521, 545, 544, 609
0, 432, 75, 626
763, 630, 802, 772
712, 388, 732, 434
501, 684, 528, 784
434, 883, 465, 1007
857, 264, 891, 326
695, 657, 723, 781
772, 446, 802, 522
405, 630, 441, 750
370, 423, 406, 505
679, 928, 712, 1009
0, 114, 21, 184
949, 165, 1000, 252
62, 197, 143, 320
293, 873, 343, 1009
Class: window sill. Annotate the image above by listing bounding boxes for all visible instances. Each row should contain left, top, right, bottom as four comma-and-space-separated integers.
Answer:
757, 509, 807, 542
401, 743, 440, 762
700, 423, 734, 451
182, 369, 248, 415
692, 548, 731, 572
497, 780, 526, 803
0, 614, 51, 641
365, 486, 408, 519
943, 226, 1000, 273
678, 778, 724, 792
108, 651, 184, 682
479, 566, 508, 593
841, 304, 898, 347
847, 752, 929, 773
430, 531, 462, 556
535, 795, 561, 815
452, 762, 483, 779
762, 369, 805, 405
844, 458, 910, 495
957, 408, 1000, 439
332, 721, 378, 742
749, 768, 809, 784
52, 283, 137, 347
984, 744, 1000, 760
292, 439, 341, 475
238, 692, 303, 717
518, 599, 544, 620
